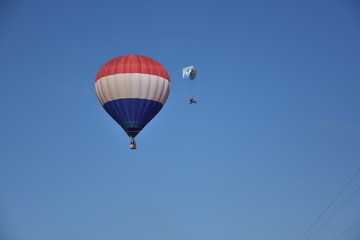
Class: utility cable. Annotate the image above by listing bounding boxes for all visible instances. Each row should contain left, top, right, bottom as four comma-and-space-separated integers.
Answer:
332, 218, 360, 240
305, 185, 360, 240
296, 166, 360, 240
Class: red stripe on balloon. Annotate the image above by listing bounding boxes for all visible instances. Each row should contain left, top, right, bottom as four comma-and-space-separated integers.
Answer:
95, 55, 170, 82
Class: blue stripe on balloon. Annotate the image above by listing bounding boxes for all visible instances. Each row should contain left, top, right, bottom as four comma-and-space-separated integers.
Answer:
103, 98, 163, 137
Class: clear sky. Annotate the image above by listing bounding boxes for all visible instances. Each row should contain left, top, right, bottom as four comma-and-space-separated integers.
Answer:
0, 0, 360, 240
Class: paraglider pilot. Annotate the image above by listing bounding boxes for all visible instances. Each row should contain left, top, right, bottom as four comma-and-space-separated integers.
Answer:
189, 98, 197, 104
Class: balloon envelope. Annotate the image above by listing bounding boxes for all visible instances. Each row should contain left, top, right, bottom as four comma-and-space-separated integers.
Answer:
95, 55, 170, 138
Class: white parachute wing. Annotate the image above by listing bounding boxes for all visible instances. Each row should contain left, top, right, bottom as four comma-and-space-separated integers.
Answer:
182, 66, 196, 80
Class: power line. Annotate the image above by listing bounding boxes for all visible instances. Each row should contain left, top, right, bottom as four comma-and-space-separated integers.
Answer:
332, 218, 360, 240
296, 166, 360, 240
305, 185, 360, 240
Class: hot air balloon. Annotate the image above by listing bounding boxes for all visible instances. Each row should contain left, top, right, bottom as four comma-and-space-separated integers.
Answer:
95, 55, 170, 149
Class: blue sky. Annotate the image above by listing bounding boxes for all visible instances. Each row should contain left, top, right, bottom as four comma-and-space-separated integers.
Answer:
1, 0, 360, 239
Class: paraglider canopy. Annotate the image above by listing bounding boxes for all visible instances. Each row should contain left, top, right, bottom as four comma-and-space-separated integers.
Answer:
182, 66, 196, 80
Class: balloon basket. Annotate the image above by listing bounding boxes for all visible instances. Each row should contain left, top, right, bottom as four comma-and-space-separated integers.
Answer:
130, 143, 137, 149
